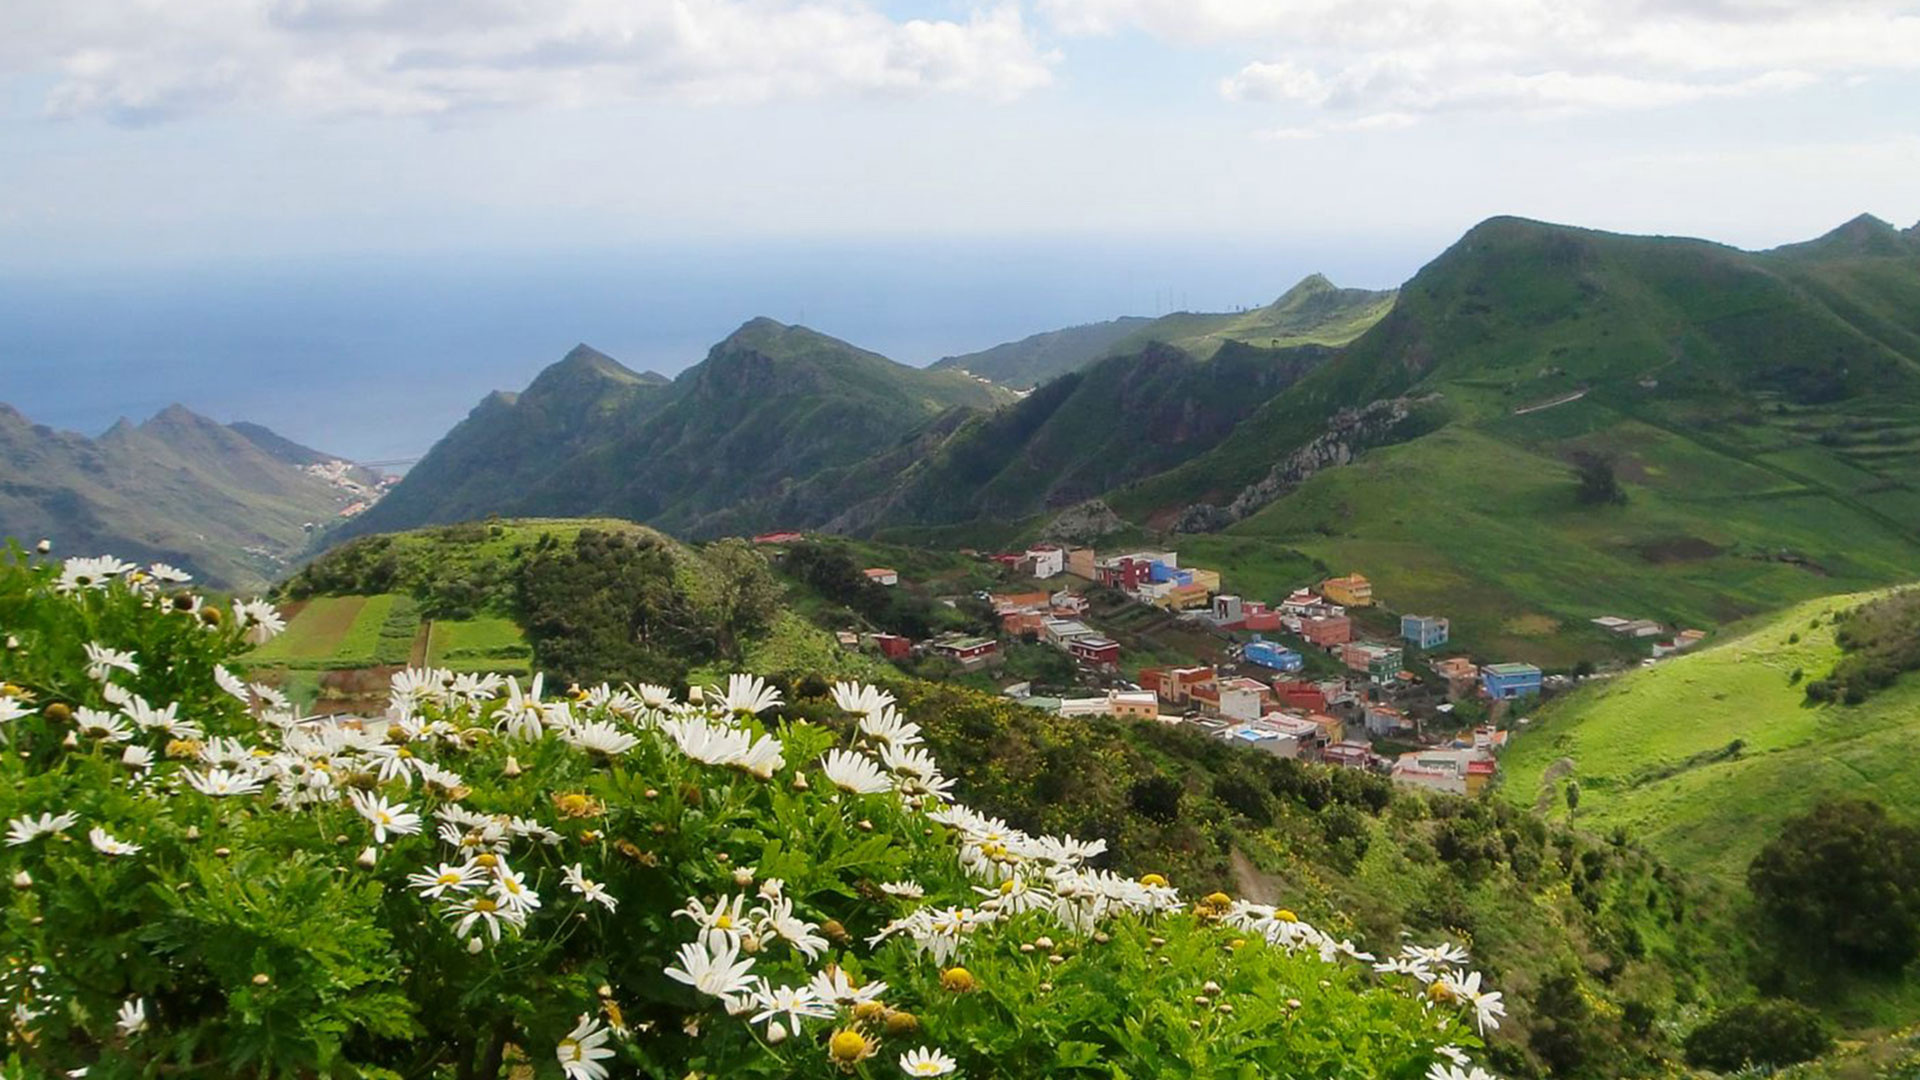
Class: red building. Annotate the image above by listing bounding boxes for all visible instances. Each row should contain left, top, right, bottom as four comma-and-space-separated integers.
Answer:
1241, 601, 1284, 632
752, 530, 805, 545
865, 633, 912, 660
1068, 636, 1121, 667
1300, 615, 1353, 647
1271, 679, 1329, 713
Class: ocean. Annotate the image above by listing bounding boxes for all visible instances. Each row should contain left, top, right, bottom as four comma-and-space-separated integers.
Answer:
0, 235, 1420, 464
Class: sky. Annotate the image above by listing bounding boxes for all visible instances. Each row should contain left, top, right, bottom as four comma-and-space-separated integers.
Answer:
2, 0, 1917, 459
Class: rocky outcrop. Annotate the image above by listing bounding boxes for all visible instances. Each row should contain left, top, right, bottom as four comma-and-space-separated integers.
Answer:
1040, 499, 1127, 544
1174, 396, 1432, 533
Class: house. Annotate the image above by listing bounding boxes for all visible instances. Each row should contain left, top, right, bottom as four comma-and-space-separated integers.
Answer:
1152, 583, 1212, 611
1041, 618, 1097, 646
1187, 683, 1221, 715
1279, 588, 1326, 616
1049, 590, 1089, 616
1272, 679, 1329, 713
1401, 614, 1450, 650
1321, 740, 1378, 771
834, 630, 859, 649
1480, 662, 1543, 700
1243, 636, 1304, 673
1341, 642, 1403, 683
1096, 551, 1177, 591
1141, 666, 1216, 706
864, 568, 899, 587
1056, 696, 1112, 718
929, 635, 1000, 671
1433, 656, 1478, 682
1068, 636, 1122, 668
752, 530, 805, 545
1216, 676, 1274, 722
1105, 689, 1159, 719
1651, 628, 1709, 658
1223, 725, 1302, 758
1300, 615, 1353, 647
1391, 748, 1498, 796
1188, 568, 1222, 594
1213, 594, 1245, 627
1241, 601, 1284, 632
1066, 548, 1098, 580
1321, 574, 1374, 607
1306, 712, 1348, 744
1363, 703, 1414, 738
1025, 545, 1066, 579
864, 633, 912, 660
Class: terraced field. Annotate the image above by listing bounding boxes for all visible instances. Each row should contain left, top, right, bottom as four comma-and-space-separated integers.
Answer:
245, 592, 531, 705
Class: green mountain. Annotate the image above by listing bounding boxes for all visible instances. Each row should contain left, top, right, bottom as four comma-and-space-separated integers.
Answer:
930, 315, 1153, 388
338, 321, 1013, 542
801, 339, 1336, 535
931, 273, 1395, 388
1109, 214, 1920, 665
0, 403, 376, 589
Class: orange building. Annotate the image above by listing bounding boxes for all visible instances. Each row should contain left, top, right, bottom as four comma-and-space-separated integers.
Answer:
1321, 574, 1373, 607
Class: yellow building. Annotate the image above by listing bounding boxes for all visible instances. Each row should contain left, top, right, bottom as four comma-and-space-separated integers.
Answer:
1321, 574, 1373, 607
1188, 568, 1222, 593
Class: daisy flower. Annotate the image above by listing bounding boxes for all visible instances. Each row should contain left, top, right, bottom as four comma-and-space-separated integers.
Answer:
734, 732, 786, 779
489, 865, 542, 917
408, 861, 484, 899
859, 705, 922, 748
821, 749, 892, 795
232, 599, 287, 644
213, 665, 251, 703
6, 811, 80, 846
746, 978, 834, 1034
82, 643, 140, 682
147, 563, 192, 583
74, 707, 132, 743
880, 880, 925, 900
561, 719, 639, 757
116, 997, 147, 1037
348, 789, 422, 844
184, 768, 266, 797
719, 673, 782, 716
900, 1046, 958, 1076
674, 894, 751, 946
556, 1013, 615, 1080
807, 966, 886, 1008
830, 680, 894, 716
56, 555, 134, 594
121, 745, 155, 772
563, 864, 618, 911
89, 826, 141, 856
664, 935, 757, 1000
444, 894, 524, 942
0, 697, 27, 726
634, 682, 675, 709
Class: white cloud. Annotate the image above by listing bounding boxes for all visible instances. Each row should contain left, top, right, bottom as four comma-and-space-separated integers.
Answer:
0, 0, 1057, 124
1045, 0, 1919, 123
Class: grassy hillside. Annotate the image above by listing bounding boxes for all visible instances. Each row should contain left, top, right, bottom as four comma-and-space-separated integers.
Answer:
932, 273, 1394, 388
1105, 215, 1920, 664
1500, 590, 1920, 884
0, 402, 374, 589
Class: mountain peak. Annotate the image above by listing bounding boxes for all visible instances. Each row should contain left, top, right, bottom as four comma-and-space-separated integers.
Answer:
1772, 213, 1914, 258
524, 344, 653, 399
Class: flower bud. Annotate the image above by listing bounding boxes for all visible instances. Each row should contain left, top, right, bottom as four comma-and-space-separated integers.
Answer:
11, 871, 30, 890
357, 846, 378, 868
36, 539, 51, 553
252, 973, 271, 986
468, 937, 485, 954
766, 1020, 789, 1045
502, 756, 523, 778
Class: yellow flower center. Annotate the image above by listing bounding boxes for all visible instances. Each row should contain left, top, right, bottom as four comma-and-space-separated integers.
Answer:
715, 914, 734, 929
1139, 873, 1169, 888
1275, 908, 1298, 923
828, 1029, 871, 1063
473, 898, 497, 913
476, 853, 498, 868
940, 967, 977, 993
851, 1000, 885, 1022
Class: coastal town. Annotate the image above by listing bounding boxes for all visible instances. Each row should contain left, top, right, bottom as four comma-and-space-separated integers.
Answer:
756, 533, 1707, 799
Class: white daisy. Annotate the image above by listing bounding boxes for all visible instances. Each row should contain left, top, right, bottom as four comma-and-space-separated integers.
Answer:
489, 865, 542, 917
408, 861, 484, 899
563, 864, 618, 911
73, 707, 132, 743
82, 643, 140, 682
556, 1013, 615, 1080
719, 673, 782, 716
664, 935, 757, 1000
821, 749, 892, 795
184, 768, 267, 798
6, 811, 81, 846
115, 997, 147, 1037
89, 826, 141, 856
830, 680, 894, 716
232, 599, 287, 644
900, 1046, 958, 1076
561, 719, 639, 757
56, 555, 134, 594
348, 789, 422, 844
746, 978, 834, 1034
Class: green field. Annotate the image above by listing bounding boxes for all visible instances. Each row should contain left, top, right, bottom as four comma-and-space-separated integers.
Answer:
1499, 590, 1920, 884
246, 595, 368, 668
425, 616, 532, 674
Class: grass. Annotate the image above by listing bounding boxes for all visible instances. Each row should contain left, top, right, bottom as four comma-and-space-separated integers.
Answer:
247, 596, 368, 669
328, 593, 400, 668
425, 616, 531, 674
1498, 590, 1920, 884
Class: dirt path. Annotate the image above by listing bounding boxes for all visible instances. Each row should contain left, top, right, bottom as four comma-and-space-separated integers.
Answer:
410, 620, 433, 668
1229, 847, 1282, 906
1513, 389, 1588, 415
1534, 757, 1575, 814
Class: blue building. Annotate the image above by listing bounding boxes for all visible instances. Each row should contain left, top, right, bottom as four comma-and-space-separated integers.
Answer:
1401, 614, 1451, 649
1243, 636, 1304, 673
1480, 662, 1543, 700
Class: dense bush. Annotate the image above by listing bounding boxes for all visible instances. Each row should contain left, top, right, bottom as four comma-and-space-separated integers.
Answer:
0, 543, 1507, 1078
1684, 1000, 1834, 1072
1810, 591, 1920, 705
1748, 798, 1920, 973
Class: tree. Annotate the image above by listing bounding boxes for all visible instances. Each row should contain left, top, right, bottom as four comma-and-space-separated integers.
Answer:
1747, 798, 1920, 972
1565, 780, 1581, 813
700, 538, 782, 659
1571, 451, 1626, 506
1684, 1000, 1832, 1072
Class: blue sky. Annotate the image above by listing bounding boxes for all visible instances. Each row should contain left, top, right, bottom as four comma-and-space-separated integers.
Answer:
2, 1, 1917, 459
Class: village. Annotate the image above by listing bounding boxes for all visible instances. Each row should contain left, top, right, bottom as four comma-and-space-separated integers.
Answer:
753, 533, 1706, 800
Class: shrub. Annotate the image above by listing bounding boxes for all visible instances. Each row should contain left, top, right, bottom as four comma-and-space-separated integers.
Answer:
0, 543, 1506, 1077
1683, 1000, 1833, 1072
1748, 798, 1920, 973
